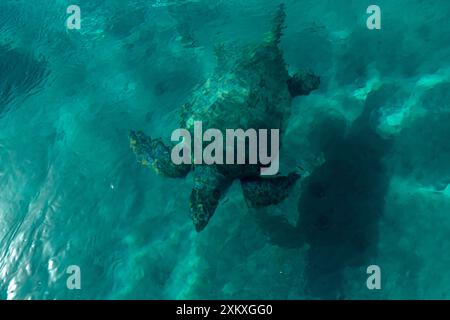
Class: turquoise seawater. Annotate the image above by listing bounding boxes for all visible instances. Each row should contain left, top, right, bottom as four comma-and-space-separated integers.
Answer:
1, 0, 450, 299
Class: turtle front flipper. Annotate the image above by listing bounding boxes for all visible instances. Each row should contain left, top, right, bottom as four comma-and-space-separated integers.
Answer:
240, 172, 300, 208
129, 130, 191, 178
190, 166, 233, 232
287, 71, 320, 97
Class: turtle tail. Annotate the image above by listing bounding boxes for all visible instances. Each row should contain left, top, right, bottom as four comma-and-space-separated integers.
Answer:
265, 3, 287, 45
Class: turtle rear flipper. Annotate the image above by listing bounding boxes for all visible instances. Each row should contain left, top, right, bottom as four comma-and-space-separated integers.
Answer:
129, 130, 191, 178
190, 167, 233, 232
241, 172, 300, 208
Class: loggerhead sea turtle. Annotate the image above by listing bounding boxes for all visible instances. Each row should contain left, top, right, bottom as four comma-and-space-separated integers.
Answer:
130, 4, 320, 232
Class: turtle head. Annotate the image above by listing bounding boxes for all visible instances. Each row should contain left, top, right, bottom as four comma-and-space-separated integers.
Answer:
287, 71, 320, 97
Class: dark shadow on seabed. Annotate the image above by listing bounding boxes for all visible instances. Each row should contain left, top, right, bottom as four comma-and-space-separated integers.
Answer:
257, 89, 393, 299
